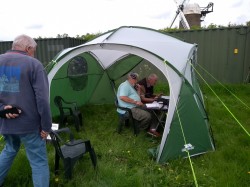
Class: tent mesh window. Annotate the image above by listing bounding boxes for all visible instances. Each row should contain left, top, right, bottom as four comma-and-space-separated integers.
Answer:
67, 56, 88, 91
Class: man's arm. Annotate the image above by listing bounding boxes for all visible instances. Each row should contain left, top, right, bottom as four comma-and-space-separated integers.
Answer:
120, 96, 143, 106
140, 94, 156, 103
138, 85, 155, 103
33, 65, 52, 133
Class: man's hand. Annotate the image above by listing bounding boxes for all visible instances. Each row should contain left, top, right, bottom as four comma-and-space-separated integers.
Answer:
41, 130, 49, 139
156, 93, 163, 97
4, 105, 21, 119
135, 101, 144, 106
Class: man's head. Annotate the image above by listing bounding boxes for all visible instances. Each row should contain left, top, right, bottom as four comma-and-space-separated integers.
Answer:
12, 34, 37, 57
147, 74, 158, 86
127, 72, 139, 86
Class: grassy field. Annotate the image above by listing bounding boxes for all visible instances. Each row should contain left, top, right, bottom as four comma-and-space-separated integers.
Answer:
0, 84, 249, 187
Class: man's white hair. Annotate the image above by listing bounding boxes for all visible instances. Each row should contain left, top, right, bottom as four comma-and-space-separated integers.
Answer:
12, 34, 37, 50
148, 73, 158, 80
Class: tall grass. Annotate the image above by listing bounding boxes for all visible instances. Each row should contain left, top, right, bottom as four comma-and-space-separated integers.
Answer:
0, 84, 249, 187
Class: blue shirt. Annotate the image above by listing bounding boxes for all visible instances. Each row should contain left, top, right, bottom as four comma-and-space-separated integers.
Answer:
0, 50, 52, 134
117, 80, 141, 114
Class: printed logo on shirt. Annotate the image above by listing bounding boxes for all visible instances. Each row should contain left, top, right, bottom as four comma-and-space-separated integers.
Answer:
0, 65, 20, 92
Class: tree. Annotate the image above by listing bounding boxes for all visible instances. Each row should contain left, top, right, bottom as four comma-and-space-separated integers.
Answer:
80, 32, 101, 41
56, 34, 69, 38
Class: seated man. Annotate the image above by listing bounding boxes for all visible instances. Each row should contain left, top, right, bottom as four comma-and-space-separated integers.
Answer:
138, 73, 162, 103
117, 72, 160, 137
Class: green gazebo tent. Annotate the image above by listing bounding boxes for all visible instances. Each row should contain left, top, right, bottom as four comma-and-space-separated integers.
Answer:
47, 26, 215, 163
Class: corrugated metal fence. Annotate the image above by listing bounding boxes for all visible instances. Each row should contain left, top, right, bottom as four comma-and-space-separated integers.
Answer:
0, 37, 86, 67
167, 26, 250, 84
1, 27, 250, 83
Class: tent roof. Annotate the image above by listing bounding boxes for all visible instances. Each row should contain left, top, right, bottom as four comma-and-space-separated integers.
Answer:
48, 26, 214, 163
54, 26, 196, 73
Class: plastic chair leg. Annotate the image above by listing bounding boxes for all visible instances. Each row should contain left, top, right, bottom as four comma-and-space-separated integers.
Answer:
89, 148, 97, 168
63, 159, 73, 179
55, 152, 60, 176
132, 120, 140, 136
117, 117, 124, 133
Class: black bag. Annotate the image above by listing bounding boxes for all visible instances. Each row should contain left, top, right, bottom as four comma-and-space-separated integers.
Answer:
156, 97, 169, 106
0, 107, 20, 118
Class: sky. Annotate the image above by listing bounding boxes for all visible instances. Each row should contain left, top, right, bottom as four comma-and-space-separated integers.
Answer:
0, 0, 249, 41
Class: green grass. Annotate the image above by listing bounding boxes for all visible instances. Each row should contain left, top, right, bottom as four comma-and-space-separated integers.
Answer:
0, 84, 249, 187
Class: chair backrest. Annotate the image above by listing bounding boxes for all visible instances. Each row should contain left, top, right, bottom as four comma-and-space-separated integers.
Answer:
54, 96, 65, 115
54, 96, 63, 107
49, 130, 64, 158
115, 97, 132, 113
115, 98, 119, 108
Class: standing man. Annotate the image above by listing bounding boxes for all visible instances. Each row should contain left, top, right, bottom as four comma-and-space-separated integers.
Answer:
0, 35, 52, 187
117, 72, 160, 137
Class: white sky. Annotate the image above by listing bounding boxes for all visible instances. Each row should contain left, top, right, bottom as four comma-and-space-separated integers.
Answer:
0, 0, 249, 41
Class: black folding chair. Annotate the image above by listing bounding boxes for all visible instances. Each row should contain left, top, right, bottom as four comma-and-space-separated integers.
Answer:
49, 128, 97, 179
110, 79, 139, 136
54, 96, 83, 131
115, 99, 140, 136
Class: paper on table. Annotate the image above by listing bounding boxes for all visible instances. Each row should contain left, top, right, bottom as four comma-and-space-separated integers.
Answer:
146, 101, 163, 109
146, 101, 168, 110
